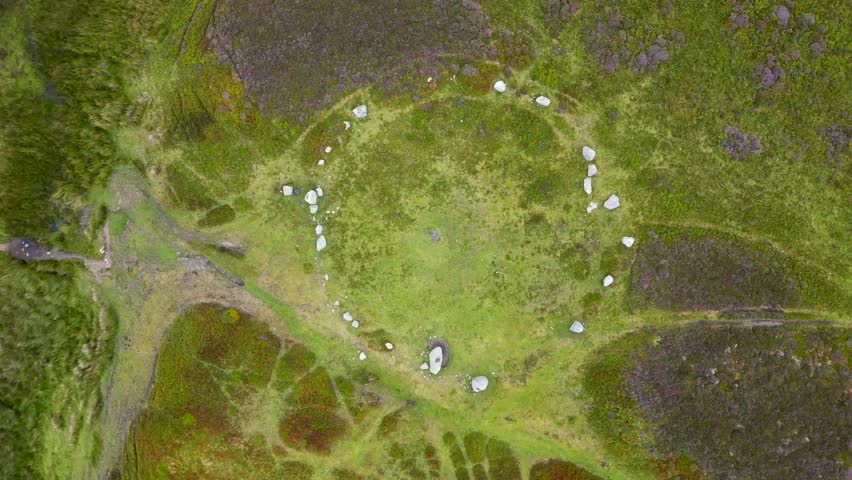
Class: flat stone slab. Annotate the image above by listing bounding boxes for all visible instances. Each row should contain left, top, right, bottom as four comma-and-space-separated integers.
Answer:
352, 104, 368, 118
587, 164, 598, 177
304, 190, 318, 205
471, 375, 489, 393
535, 95, 551, 107
429, 347, 443, 374
604, 194, 620, 210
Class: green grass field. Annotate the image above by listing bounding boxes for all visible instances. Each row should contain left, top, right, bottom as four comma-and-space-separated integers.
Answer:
1, 0, 849, 479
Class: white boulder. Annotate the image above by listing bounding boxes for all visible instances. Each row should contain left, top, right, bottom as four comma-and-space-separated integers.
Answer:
535, 95, 551, 107
429, 347, 443, 375
604, 194, 620, 210
358, 351, 366, 361
343, 311, 353, 322
569, 321, 584, 333
603, 275, 614, 287
304, 190, 318, 205
471, 376, 489, 393
587, 164, 598, 177
282, 185, 294, 196
586, 202, 598, 214
582, 146, 596, 161
493, 80, 507, 93
316, 235, 327, 252
583, 177, 592, 195
352, 104, 368, 119
385, 342, 394, 350
621, 236, 635, 248
315, 225, 323, 235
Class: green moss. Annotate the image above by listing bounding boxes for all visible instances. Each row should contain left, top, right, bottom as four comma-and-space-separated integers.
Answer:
275, 343, 317, 390
197, 204, 236, 228
462, 431, 487, 463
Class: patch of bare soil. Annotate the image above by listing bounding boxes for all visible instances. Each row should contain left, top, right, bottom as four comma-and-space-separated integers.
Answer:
208, 0, 493, 122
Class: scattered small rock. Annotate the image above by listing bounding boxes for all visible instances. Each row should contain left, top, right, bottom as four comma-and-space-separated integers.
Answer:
316, 187, 324, 197
359, 351, 367, 361
352, 104, 368, 119
343, 312, 353, 322
309, 204, 319, 214
352, 320, 359, 328
493, 80, 507, 93
569, 321, 584, 333
621, 236, 635, 248
587, 164, 598, 177
427, 229, 441, 242
604, 194, 620, 210
535, 95, 552, 107
603, 274, 614, 287
471, 375, 489, 393
582, 146, 596, 161
586, 202, 598, 214
420, 362, 429, 370
316, 225, 323, 235
385, 342, 394, 350
316, 235, 327, 252
344, 121, 351, 130
325, 146, 332, 153
583, 177, 592, 195
282, 185, 293, 196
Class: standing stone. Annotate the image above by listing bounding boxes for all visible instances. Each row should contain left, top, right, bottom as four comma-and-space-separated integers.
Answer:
603, 275, 614, 287
587, 164, 598, 177
583, 177, 592, 195
316, 235, 327, 252
352, 105, 368, 119
621, 236, 635, 248
471, 376, 489, 393
429, 347, 443, 374
582, 146, 596, 161
535, 95, 552, 107
604, 194, 620, 210
493, 80, 507, 93
569, 321, 584, 333
282, 185, 294, 196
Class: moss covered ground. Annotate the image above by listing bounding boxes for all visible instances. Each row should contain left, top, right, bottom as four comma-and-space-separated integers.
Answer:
1, 0, 850, 479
